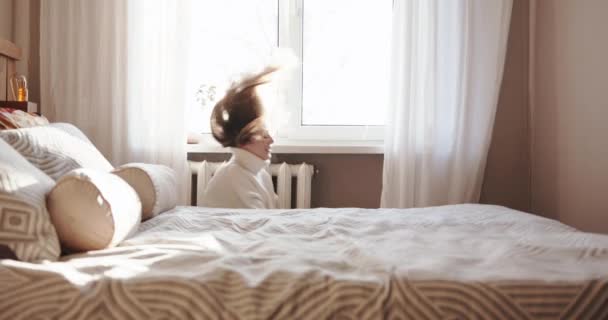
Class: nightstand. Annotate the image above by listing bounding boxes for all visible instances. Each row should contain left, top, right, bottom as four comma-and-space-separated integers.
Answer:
0, 101, 39, 114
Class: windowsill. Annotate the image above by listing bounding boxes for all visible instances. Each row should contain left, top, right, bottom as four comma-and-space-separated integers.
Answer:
186, 135, 384, 154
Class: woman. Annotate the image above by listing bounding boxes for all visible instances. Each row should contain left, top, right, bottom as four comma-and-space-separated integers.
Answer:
201, 67, 279, 209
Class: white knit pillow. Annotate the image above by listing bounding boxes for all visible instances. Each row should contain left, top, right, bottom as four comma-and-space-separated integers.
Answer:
0, 123, 113, 180
112, 163, 177, 220
46, 169, 141, 252
0, 139, 60, 261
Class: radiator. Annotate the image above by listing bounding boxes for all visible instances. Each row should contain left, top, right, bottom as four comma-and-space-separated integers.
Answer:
189, 161, 315, 209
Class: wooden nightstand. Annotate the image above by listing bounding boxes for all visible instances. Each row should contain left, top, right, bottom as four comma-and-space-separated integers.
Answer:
0, 101, 39, 114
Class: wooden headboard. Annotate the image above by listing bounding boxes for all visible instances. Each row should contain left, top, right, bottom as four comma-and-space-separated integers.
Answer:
0, 38, 22, 101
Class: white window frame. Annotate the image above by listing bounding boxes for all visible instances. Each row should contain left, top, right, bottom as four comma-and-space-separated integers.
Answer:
275, 0, 386, 142
187, 0, 388, 153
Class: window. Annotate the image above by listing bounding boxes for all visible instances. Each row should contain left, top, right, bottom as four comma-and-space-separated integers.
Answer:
186, 0, 392, 142
186, 0, 278, 135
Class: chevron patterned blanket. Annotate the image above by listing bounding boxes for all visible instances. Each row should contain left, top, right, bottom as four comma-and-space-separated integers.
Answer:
1, 204, 607, 319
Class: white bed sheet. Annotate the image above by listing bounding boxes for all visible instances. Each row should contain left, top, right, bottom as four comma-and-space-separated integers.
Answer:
2, 204, 608, 319
117, 204, 608, 283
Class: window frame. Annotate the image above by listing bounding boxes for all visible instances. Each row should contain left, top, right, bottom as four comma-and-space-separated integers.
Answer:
275, 0, 386, 142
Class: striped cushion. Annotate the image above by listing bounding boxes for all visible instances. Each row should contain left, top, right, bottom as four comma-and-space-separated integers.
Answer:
0, 139, 60, 261
0, 123, 113, 180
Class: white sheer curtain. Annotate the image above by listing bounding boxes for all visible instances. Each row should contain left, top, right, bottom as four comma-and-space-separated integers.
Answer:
40, 1, 191, 203
381, 0, 513, 208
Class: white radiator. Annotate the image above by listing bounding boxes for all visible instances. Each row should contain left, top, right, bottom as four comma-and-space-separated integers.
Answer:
189, 161, 315, 209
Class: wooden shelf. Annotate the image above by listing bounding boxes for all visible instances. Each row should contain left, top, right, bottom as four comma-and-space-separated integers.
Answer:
0, 101, 38, 113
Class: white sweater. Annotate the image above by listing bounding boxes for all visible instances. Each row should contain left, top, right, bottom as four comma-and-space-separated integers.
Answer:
201, 148, 278, 209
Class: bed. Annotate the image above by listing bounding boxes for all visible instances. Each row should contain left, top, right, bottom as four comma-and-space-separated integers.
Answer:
1, 204, 608, 319
1, 38, 608, 320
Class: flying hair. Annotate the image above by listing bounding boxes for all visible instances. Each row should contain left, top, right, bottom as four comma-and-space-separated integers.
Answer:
210, 66, 280, 147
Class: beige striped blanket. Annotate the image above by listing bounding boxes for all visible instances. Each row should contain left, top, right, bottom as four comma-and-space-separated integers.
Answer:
1, 204, 608, 319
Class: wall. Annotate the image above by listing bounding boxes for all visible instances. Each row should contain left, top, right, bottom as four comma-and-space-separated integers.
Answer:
0, 0, 40, 105
0, 0, 12, 41
13, 0, 40, 105
188, 153, 384, 208
531, 0, 608, 233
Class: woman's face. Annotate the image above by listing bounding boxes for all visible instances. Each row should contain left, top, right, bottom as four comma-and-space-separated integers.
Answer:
242, 129, 274, 160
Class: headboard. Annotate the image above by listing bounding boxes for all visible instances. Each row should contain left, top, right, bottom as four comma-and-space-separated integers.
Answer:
0, 38, 22, 101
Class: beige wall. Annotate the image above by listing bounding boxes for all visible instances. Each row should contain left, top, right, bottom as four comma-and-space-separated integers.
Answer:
531, 0, 608, 233
0, 0, 40, 105
15, 0, 40, 105
189, 153, 384, 208
0, 0, 12, 41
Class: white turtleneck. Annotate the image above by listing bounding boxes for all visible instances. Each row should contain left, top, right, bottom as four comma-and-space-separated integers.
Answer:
201, 148, 278, 209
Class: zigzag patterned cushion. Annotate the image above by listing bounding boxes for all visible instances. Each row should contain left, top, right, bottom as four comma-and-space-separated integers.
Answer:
0, 123, 113, 180
0, 139, 61, 261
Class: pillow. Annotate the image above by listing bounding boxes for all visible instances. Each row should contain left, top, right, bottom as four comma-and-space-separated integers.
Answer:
49, 122, 95, 144
0, 123, 113, 180
0, 139, 61, 261
112, 163, 178, 220
0, 108, 50, 130
46, 169, 141, 252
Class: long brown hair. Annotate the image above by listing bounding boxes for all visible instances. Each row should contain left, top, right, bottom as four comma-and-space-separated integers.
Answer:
210, 66, 278, 147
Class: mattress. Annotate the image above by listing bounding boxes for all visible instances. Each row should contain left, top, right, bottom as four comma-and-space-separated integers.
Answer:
1, 204, 607, 319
